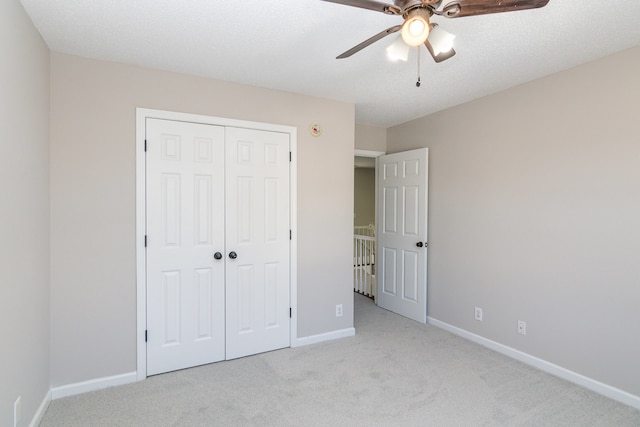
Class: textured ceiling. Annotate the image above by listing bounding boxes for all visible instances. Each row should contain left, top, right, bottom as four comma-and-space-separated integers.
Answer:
20, 0, 640, 127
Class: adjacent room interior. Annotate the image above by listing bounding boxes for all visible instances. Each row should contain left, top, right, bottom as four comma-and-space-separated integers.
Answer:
2, 0, 639, 425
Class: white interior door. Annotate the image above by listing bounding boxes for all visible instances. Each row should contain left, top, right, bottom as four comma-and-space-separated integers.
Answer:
376, 148, 429, 323
146, 118, 226, 375
224, 127, 291, 360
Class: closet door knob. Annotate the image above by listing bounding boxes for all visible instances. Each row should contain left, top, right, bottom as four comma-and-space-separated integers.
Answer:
213, 252, 222, 260
416, 242, 423, 248
228, 251, 237, 259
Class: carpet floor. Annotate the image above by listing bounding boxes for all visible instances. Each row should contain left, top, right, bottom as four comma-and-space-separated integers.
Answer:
41, 293, 640, 426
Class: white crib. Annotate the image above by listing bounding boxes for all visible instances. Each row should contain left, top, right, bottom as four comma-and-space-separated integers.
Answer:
354, 224, 375, 237
354, 225, 376, 299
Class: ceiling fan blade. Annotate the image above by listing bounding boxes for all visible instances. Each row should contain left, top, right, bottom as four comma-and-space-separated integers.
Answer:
321, 0, 402, 15
442, 0, 549, 18
425, 40, 456, 62
337, 25, 402, 59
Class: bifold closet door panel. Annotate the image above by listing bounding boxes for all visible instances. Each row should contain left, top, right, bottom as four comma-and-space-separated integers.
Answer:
224, 127, 291, 360
146, 118, 226, 375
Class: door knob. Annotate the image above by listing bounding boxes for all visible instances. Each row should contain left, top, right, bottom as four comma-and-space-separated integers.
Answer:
416, 242, 423, 247
228, 251, 237, 259
213, 252, 222, 260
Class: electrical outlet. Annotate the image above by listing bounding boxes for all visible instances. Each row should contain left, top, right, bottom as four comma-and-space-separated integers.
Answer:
517, 320, 527, 335
14, 396, 21, 427
335, 304, 343, 317
474, 307, 483, 321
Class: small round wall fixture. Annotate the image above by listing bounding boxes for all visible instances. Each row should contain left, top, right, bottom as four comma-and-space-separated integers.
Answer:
309, 123, 322, 137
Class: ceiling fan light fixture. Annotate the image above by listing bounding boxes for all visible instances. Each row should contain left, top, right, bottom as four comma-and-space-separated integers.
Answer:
401, 8, 431, 47
386, 36, 410, 62
427, 23, 456, 55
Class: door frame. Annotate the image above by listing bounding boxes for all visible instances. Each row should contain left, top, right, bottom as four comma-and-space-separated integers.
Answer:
135, 108, 298, 381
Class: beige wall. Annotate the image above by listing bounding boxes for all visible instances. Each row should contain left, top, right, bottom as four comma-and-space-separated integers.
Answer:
354, 168, 376, 227
7, 1, 637, 410
0, 1, 51, 425
387, 47, 640, 397
50, 53, 355, 386
355, 124, 386, 152
353, 124, 384, 231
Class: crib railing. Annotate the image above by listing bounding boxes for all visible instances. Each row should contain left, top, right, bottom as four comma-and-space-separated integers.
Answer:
354, 224, 375, 237
354, 233, 376, 298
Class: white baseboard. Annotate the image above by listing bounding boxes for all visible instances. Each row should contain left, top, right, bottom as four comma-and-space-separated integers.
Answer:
48, 328, 357, 401
51, 371, 138, 400
29, 389, 51, 427
293, 327, 356, 348
427, 317, 640, 410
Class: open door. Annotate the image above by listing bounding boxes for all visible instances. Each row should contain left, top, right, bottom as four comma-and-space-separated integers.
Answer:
376, 148, 428, 323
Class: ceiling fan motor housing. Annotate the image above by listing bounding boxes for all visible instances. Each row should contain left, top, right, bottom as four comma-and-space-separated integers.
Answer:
401, 7, 432, 46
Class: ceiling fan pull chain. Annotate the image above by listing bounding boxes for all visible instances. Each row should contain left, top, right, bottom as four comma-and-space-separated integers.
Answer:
416, 47, 421, 87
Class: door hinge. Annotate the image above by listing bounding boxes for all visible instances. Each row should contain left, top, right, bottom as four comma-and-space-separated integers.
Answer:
289, 308, 292, 318
289, 230, 292, 240
144, 139, 147, 152
144, 235, 147, 247
289, 152, 292, 162
145, 330, 148, 342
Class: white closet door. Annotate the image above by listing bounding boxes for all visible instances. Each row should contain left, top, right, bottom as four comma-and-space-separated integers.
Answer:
224, 127, 291, 359
377, 148, 429, 323
146, 118, 226, 375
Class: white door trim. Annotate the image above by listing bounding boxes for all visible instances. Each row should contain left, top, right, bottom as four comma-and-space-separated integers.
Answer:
354, 149, 385, 158
136, 108, 298, 381
354, 149, 384, 301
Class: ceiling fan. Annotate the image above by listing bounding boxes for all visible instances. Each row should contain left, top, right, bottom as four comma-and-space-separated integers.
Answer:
322, 0, 550, 63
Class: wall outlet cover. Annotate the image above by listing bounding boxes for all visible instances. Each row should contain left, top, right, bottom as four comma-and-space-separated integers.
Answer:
517, 320, 527, 335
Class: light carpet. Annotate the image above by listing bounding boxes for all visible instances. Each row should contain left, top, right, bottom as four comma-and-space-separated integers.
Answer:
41, 293, 640, 426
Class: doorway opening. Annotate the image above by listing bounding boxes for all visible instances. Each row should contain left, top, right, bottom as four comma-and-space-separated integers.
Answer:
353, 150, 383, 301
354, 148, 429, 324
